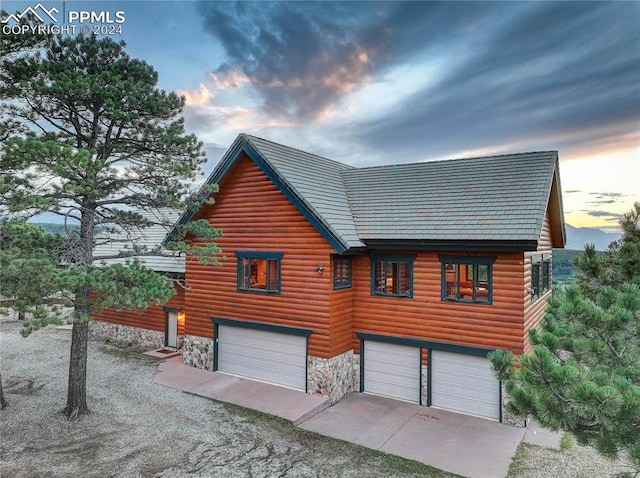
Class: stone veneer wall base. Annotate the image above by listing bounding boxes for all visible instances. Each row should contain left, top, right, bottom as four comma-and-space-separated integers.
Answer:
91, 321, 169, 350
182, 334, 213, 371
307, 350, 358, 404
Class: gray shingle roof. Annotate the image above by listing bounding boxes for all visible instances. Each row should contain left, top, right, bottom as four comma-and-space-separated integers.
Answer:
342, 152, 558, 244
94, 208, 185, 273
241, 135, 365, 250
177, 134, 562, 253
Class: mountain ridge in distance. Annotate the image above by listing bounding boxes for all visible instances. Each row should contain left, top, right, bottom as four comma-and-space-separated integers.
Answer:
565, 224, 621, 251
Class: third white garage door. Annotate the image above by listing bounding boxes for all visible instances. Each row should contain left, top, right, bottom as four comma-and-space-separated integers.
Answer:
363, 341, 421, 403
217, 324, 307, 391
431, 350, 500, 421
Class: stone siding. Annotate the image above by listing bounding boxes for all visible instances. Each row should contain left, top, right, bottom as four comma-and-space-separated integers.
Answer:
421, 365, 428, 406
183, 334, 213, 371
307, 350, 358, 403
91, 321, 167, 349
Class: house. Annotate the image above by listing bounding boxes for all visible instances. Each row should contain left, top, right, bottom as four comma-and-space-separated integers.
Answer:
91, 209, 186, 349
93, 134, 565, 424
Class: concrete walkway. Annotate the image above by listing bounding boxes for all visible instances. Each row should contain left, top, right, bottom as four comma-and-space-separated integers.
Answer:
152, 356, 557, 478
153, 356, 329, 425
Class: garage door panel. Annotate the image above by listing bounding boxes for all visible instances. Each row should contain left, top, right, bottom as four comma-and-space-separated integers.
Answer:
431, 350, 500, 421
364, 341, 420, 403
217, 325, 307, 391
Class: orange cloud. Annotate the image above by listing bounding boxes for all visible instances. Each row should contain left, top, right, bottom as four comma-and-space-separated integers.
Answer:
207, 70, 250, 89
177, 84, 213, 106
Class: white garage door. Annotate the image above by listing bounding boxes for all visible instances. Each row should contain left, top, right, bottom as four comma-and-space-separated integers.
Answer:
217, 325, 307, 391
431, 350, 500, 421
364, 341, 421, 403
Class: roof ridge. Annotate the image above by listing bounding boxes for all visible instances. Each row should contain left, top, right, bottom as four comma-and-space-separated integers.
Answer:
240, 133, 356, 170
345, 150, 558, 173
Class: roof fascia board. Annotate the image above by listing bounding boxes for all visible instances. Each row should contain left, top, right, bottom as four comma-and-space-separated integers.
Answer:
549, 159, 567, 248
162, 136, 247, 245
363, 240, 539, 252
241, 142, 349, 254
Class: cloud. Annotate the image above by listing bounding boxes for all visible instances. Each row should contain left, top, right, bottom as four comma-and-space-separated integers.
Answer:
196, 2, 639, 165
353, 3, 640, 161
587, 192, 627, 206
178, 84, 214, 106
198, 2, 391, 122
586, 210, 623, 222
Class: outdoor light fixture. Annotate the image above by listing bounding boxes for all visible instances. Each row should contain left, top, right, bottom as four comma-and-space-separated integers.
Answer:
315, 266, 324, 274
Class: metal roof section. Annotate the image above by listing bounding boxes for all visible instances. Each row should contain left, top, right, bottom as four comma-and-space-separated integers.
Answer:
173, 134, 562, 253
93, 208, 185, 273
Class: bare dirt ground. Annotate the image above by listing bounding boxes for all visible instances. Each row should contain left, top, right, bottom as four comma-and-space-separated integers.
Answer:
0, 315, 632, 478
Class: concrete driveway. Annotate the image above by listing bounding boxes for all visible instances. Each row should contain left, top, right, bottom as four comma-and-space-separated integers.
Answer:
299, 393, 526, 478
154, 356, 530, 478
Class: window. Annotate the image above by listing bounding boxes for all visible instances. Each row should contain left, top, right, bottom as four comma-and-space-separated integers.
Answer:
333, 256, 352, 290
236, 251, 283, 293
371, 254, 415, 297
439, 255, 496, 304
531, 255, 551, 300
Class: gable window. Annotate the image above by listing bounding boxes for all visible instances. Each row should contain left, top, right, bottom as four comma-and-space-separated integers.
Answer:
333, 256, 352, 290
371, 254, 415, 297
439, 255, 496, 304
531, 255, 551, 300
236, 251, 283, 293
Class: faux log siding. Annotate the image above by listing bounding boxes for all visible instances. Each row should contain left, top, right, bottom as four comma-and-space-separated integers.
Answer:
352, 251, 528, 353
328, 283, 355, 356
92, 285, 185, 334
522, 211, 555, 352
184, 154, 338, 357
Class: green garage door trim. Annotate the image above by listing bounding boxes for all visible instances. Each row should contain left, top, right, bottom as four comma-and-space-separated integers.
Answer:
429, 349, 502, 421
357, 332, 502, 421
211, 317, 312, 392
362, 340, 422, 403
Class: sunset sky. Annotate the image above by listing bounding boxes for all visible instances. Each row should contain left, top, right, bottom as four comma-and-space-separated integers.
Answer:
3, 1, 639, 231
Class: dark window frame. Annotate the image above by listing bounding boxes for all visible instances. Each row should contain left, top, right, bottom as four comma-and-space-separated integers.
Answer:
332, 255, 352, 290
236, 251, 283, 294
531, 254, 551, 300
370, 254, 416, 298
438, 255, 496, 304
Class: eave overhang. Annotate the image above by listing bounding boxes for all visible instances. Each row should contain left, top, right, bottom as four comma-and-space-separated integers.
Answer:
362, 239, 540, 253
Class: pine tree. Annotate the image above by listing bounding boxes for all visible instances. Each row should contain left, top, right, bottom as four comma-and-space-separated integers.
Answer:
1, 33, 222, 418
0, 218, 63, 320
490, 203, 640, 471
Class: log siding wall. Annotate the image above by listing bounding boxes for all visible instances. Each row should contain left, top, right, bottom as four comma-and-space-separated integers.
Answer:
94, 152, 561, 362
184, 154, 337, 357
351, 251, 528, 353
523, 211, 554, 353
92, 285, 186, 335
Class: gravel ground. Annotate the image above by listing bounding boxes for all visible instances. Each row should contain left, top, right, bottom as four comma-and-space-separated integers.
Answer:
0, 314, 633, 478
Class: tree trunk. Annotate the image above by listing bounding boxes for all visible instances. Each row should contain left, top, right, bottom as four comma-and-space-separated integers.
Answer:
63, 204, 95, 419
63, 319, 90, 418
0, 371, 7, 409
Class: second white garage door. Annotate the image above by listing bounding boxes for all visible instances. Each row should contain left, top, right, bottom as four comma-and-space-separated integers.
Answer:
431, 350, 500, 421
217, 325, 307, 391
363, 341, 421, 403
